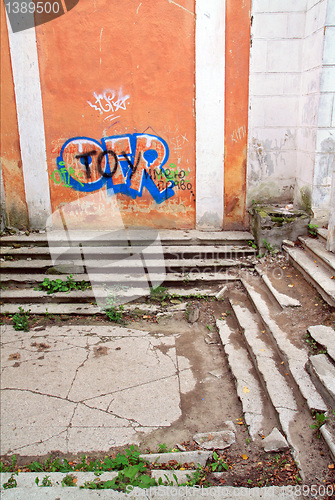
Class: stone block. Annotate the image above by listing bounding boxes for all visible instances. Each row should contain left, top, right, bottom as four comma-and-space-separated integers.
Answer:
249, 204, 310, 252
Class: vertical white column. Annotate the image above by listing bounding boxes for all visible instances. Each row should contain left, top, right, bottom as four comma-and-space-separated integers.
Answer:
6, 16, 52, 229
195, 0, 225, 230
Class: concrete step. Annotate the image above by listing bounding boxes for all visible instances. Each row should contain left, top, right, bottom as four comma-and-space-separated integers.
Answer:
216, 318, 276, 441
255, 267, 301, 308
0, 285, 222, 305
242, 277, 327, 413
0, 271, 239, 286
308, 325, 335, 362
306, 354, 335, 408
0, 303, 102, 315
317, 227, 328, 243
298, 236, 335, 274
0, 472, 308, 499
0, 230, 255, 247
283, 246, 335, 307
228, 294, 299, 448
0, 244, 257, 260
0, 257, 252, 274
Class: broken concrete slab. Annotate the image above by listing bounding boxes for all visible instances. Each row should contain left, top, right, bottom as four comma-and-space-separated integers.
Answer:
140, 450, 212, 467
308, 325, 335, 362
187, 306, 200, 323
262, 428, 289, 452
193, 425, 235, 450
216, 285, 228, 299
307, 354, 335, 408
0, 324, 197, 456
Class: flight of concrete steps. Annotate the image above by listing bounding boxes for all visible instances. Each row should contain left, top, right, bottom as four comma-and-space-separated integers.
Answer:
216, 270, 335, 479
283, 228, 335, 307
0, 230, 256, 314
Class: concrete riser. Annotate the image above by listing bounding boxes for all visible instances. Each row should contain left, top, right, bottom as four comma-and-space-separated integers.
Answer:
286, 254, 335, 307
306, 361, 335, 409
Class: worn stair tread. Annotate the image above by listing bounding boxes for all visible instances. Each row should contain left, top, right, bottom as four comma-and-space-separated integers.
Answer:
229, 297, 301, 452
255, 267, 301, 308
0, 272, 239, 284
307, 354, 335, 408
283, 246, 335, 307
0, 244, 257, 257
317, 227, 329, 242
242, 278, 327, 413
0, 230, 255, 246
299, 236, 335, 273
0, 257, 252, 271
308, 325, 335, 363
216, 319, 267, 440
0, 303, 102, 315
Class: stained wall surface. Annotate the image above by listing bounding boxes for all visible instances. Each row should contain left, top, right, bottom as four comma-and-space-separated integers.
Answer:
35, 0, 196, 229
2, 0, 254, 231
0, 1, 29, 229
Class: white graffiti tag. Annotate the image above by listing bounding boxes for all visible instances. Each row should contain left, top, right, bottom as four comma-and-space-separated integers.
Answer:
87, 88, 130, 122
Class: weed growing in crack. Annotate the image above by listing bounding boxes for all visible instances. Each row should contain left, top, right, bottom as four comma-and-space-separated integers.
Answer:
262, 239, 278, 255
12, 307, 30, 331
304, 332, 327, 355
61, 474, 77, 487
105, 305, 124, 324
248, 240, 257, 250
150, 285, 169, 302
210, 451, 228, 472
36, 275, 91, 294
35, 475, 52, 487
2, 472, 18, 489
158, 443, 173, 453
308, 223, 318, 237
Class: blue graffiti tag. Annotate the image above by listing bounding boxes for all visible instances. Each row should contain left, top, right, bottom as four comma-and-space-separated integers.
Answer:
56, 133, 175, 204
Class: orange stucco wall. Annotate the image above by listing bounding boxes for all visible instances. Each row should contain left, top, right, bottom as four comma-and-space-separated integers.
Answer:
224, 0, 251, 230
0, 1, 29, 229
35, 0, 196, 229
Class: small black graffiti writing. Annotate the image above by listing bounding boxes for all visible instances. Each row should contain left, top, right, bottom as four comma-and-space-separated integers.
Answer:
75, 150, 142, 181
157, 179, 193, 191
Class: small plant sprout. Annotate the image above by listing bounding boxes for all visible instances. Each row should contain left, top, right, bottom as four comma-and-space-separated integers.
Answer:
262, 239, 278, 255
35, 475, 52, 487
150, 286, 169, 302
158, 443, 171, 453
61, 474, 77, 487
210, 451, 228, 472
2, 472, 18, 489
310, 412, 328, 438
248, 240, 257, 250
308, 223, 318, 237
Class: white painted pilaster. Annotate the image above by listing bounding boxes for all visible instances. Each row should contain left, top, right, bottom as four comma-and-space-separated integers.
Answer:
195, 0, 225, 230
6, 16, 52, 229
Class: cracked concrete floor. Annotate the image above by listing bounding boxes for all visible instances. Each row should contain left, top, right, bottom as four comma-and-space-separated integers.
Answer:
0, 324, 196, 456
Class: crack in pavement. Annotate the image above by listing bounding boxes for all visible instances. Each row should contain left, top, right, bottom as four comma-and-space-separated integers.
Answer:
66, 349, 91, 400
66, 403, 79, 451
8, 429, 68, 454
82, 372, 179, 402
